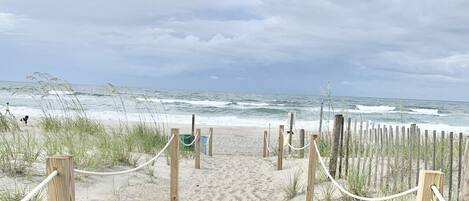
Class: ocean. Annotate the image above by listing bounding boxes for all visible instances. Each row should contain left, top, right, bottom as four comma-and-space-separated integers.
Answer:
1, 81, 469, 133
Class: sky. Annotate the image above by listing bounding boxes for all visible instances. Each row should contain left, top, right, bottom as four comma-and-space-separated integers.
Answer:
1, 0, 469, 101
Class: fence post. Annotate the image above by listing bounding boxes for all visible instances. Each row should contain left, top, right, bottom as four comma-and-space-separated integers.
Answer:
277, 125, 284, 170
459, 136, 469, 200
288, 112, 294, 154
263, 130, 268, 158
416, 170, 444, 201
329, 114, 343, 178
299, 129, 305, 158
191, 114, 195, 137
209, 128, 213, 157
46, 155, 75, 201
306, 134, 319, 201
195, 128, 201, 169
170, 128, 179, 201
345, 117, 351, 177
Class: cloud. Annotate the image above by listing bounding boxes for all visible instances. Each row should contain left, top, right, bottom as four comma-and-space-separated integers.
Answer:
0, 12, 19, 33
210, 75, 219, 80
1, 0, 469, 99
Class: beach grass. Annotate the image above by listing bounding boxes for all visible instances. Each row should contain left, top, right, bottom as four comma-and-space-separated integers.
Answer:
281, 169, 303, 200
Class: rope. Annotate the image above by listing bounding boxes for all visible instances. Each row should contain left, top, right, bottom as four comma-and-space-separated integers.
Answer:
431, 185, 446, 201
285, 141, 310, 150
312, 140, 418, 201
180, 135, 198, 147
75, 135, 175, 176
21, 170, 58, 201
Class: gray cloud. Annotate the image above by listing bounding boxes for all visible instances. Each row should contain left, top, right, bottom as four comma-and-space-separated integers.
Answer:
1, 0, 469, 100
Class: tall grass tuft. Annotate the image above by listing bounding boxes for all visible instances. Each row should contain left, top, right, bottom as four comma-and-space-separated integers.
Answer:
0, 184, 44, 201
0, 131, 41, 175
281, 169, 304, 200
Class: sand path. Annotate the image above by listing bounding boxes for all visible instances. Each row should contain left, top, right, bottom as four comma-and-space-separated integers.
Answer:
180, 154, 282, 201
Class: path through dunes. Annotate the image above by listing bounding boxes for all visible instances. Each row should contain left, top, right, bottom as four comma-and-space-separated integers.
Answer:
180, 155, 283, 201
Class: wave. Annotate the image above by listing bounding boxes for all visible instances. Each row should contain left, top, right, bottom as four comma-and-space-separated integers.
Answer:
410, 108, 439, 116
235, 102, 270, 107
136, 98, 231, 107
48, 90, 75, 95
356, 105, 396, 112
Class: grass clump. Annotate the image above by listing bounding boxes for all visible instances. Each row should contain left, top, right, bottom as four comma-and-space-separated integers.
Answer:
343, 171, 370, 201
0, 113, 20, 133
281, 169, 304, 200
0, 131, 41, 176
0, 184, 44, 201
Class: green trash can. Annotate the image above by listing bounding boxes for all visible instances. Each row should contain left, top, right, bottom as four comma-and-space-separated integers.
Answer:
179, 134, 195, 150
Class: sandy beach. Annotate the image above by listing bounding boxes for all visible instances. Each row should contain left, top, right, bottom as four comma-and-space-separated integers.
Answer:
1, 120, 320, 201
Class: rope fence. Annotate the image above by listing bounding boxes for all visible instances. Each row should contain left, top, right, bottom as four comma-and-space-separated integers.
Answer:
312, 140, 419, 201
263, 121, 458, 201
20, 127, 214, 201
20, 170, 58, 201
432, 185, 446, 201
74, 135, 175, 176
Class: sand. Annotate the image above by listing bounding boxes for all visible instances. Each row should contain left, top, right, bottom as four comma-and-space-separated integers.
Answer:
1, 121, 320, 201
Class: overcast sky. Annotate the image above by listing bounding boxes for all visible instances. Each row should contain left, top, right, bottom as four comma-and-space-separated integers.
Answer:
1, 0, 469, 101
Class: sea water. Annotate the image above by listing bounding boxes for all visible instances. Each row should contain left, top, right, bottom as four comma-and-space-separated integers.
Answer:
1, 81, 468, 133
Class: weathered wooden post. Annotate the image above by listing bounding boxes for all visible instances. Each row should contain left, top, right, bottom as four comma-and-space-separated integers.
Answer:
329, 114, 343, 178
47, 156, 75, 201
306, 134, 319, 201
345, 117, 351, 177
209, 128, 213, 157
170, 128, 179, 201
191, 114, 195, 137
195, 128, 201, 169
277, 125, 285, 170
299, 129, 305, 158
263, 130, 268, 158
416, 170, 444, 201
449, 132, 454, 201
288, 112, 294, 154
459, 136, 469, 200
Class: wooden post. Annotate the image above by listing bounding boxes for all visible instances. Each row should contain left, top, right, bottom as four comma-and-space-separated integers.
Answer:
440, 131, 445, 171
288, 112, 294, 154
416, 170, 444, 201
277, 125, 285, 170
329, 114, 343, 178
345, 117, 351, 177
457, 133, 463, 199
425, 130, 428, 170
191, 114, 195, 137
263, 130, 268, 158
338, 116, 345, 179
47, 156, 75, 201
306, 134, 319, 201
449, 132, 454, 201
433, 130, 437, 170
417, 128, 421, 186
410, 124, 416, 188
393, 125, 399, 192
170, 128, 179, 201
299, 129, 305, 158
209, 128, 213, 157
459, 136, 469, 200
195, 128, 201, 169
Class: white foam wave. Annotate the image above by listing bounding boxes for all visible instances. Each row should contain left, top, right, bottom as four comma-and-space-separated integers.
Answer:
136, 98, 230, 107
410, 108, 439, 116
356, 105, 396, 112
48, 90, 75, 95
237, 102, 270, 107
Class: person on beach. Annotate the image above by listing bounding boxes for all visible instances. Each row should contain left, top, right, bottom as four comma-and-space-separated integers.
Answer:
20, 115, 29, 125
5, 102, 11, 115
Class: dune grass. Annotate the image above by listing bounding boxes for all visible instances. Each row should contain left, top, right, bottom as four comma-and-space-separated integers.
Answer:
281, 169, 304, 200
0, 131, 41, 176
